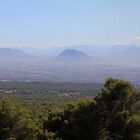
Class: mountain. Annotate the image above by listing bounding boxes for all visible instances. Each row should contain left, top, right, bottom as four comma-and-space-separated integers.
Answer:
123, 46, 140, 57
0, 48, 32, 61
18, 44, 140, 57
56, 49, 88, 61
19, 47, 64, 57
114, 45, 140, 65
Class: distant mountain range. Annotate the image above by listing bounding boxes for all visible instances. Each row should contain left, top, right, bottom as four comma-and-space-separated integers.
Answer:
16, 44, 140, 57
121, 46, 140, 58
0, 44, 140, 61
0, 48, 33, 61
0, 48, 29, 57
0, 45, 140, 84
0, 44, 140, 63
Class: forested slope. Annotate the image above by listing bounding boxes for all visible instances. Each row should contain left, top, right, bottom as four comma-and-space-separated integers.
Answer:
0, 78, 139, 140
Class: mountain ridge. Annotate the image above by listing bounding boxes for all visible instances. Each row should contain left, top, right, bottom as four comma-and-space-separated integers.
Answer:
56, 49, 88, 61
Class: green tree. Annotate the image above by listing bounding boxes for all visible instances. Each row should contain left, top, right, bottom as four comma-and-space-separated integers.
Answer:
44, 78, 140, 140
0, 97, 38, 140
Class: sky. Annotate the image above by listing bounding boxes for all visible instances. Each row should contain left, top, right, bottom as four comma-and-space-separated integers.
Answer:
0, 0, 140, 48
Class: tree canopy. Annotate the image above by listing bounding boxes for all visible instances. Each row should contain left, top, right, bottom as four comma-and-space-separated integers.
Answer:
44, 78, 140, 140
0, 78, 139, 140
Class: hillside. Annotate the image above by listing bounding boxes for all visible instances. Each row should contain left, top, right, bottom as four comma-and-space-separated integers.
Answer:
0, 48, 32, 61
56, 49, 88, 61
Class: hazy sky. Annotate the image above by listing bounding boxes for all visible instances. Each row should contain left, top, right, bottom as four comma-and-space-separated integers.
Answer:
0, 0, 140, 48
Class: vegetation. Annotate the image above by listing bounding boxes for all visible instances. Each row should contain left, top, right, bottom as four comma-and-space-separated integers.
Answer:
0, 97, 38, 140
0, 78, 139, 140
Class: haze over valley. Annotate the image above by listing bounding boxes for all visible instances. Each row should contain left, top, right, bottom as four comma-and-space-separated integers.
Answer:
0, 44, 140, 84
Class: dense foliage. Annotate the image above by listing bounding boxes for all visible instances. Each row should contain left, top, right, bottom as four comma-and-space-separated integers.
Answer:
0, 98, 38, 140
0, 78, 139, 140
44, 78, 140, 140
